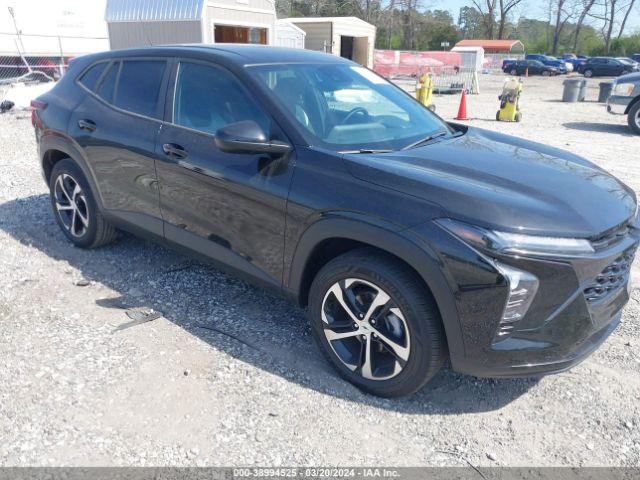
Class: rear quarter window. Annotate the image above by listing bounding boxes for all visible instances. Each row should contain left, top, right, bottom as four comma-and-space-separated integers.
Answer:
97, 62, 119, 103
78, 62, 108, 92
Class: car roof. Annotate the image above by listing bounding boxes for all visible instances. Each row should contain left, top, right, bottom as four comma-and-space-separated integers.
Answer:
76, 44, 350, 66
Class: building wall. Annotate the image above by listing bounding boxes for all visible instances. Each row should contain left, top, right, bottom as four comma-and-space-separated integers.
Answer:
332, 20, 375, 68
275, 22, 305, 49
204, 2, 276, 44
108, 21, 202, 50
288, 22, 332, 53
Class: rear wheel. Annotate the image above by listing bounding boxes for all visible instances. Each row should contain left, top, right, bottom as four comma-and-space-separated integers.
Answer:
628, 101, 640, 135
308, 249, 446, 397
542, 70, 550, 77
510, 69, 517, 75
49, 158, 117, 248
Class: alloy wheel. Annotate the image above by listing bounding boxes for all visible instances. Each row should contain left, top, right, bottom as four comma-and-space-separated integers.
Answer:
635, 108, 640, 130
321, 278, 410, 380
53, 173, 90, 238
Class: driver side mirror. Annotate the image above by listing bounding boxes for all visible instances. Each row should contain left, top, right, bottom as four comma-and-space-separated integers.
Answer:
215, 121, 291, 155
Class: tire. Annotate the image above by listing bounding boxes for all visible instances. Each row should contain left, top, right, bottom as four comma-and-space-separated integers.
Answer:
510, 69, 517, 75
628, 101, 640, 135
515, 111, 523, 122
308, 248, 446, 397
49, 158, 117, 248
542, 70, 550, 77
584, 69, 593, 78
496, 110, 501, 121
428, 104, 436, 112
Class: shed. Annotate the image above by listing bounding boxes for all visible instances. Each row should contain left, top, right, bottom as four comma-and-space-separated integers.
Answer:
453, 39, 524, 54
275, 20, 305, 49
105, 0, 277, 50
284, 17, 376, 68
451, 46, 485, 71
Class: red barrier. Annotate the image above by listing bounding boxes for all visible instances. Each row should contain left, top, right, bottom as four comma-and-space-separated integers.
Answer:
374, 49, 462, 78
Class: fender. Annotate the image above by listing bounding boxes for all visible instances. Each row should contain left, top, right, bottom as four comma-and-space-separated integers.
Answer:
625, 95, 640, 115
286, 214, 465, 359
39, 131, 106, 211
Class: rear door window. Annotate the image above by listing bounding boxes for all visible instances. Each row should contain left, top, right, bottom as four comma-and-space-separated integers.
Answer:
96, 61, 119, 103
114, 60, 167, 119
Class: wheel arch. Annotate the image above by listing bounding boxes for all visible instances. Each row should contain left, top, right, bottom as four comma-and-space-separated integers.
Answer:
624, 94, 640, 115
40, 134, 104, 210
287, 217, 465, 358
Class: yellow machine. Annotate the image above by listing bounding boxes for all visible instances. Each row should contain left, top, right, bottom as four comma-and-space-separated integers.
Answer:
416, 73, 436, 112
497, 77, 523, 122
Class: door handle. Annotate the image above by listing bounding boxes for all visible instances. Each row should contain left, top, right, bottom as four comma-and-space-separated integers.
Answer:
162, 143, 188, 159
77, 119, 96, 132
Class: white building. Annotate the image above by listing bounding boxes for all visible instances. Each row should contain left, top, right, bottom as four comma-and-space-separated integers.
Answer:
284, 17, 376, 68
274, 20, 305, 49
105, 0, 277, 50
0, 0, 109, 56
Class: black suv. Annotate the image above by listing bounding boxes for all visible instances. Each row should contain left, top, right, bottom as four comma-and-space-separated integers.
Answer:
33, 45, 639, 397
577, 57, 637, 77
503, 60, 559, 76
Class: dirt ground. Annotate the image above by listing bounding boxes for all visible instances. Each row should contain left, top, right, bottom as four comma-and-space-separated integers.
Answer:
0, 73, 639, 468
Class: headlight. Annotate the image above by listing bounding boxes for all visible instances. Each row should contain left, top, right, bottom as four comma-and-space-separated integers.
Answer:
435, 218, 595, 256
612, 83, 636, 97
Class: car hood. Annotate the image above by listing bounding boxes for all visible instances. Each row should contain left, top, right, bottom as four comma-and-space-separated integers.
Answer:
343, 127, 636, 237
616, 71, 640, 83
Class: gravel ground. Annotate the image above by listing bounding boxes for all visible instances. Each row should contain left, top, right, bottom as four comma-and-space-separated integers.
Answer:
0, 73, 639, 468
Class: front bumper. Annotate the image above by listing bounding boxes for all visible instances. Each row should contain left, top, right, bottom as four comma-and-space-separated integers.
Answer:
607, 95, 633, 115
417, 221, 639, 379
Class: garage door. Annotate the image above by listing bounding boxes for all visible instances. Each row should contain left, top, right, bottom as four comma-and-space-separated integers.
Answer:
214, 25, 267, 44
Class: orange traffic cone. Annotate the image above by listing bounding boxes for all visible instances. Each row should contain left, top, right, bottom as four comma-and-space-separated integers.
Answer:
455, 90, 469, 120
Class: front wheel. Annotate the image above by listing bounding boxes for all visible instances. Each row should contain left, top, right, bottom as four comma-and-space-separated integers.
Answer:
542, 70, 550, 77
628, 101, 640, 135
584, 69, 594, 78
510, 69, 517, 75
49, 158, 117, 248
308, 249, 446, 397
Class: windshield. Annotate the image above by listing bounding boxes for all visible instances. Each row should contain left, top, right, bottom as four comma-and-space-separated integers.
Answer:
250, 63, 452, 152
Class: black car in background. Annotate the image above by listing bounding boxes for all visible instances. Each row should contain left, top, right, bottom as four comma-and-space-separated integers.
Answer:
32, 45, 640, 397
577, 57, 638, 77
503, 59, 559, 76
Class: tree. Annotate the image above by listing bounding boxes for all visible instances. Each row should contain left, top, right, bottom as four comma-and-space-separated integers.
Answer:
458, 6, 485, 38
497, 0, 524, 39
471, 0, 498, 38
572, 0, 597, 52
550, 0, 578, 54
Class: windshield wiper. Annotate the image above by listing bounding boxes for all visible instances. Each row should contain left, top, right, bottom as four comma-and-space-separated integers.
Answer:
401, 131, 448, 151
339, 149, 394, 154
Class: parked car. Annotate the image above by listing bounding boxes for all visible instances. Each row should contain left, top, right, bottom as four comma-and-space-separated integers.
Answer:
607, 71, 640, 135
618, 57, 640, 70
32, 45, 640, 397
560, 53, 587, 69
577, 57, 637, 77
525, 54, 568, 73
503, 59, 559, 76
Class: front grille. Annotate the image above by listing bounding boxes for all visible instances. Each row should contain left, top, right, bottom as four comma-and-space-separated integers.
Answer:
583, 248, 635, 302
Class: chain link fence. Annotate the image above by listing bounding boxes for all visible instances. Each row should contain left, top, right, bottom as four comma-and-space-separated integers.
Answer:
1, 32, 108, 87
375, 64, 478, 95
